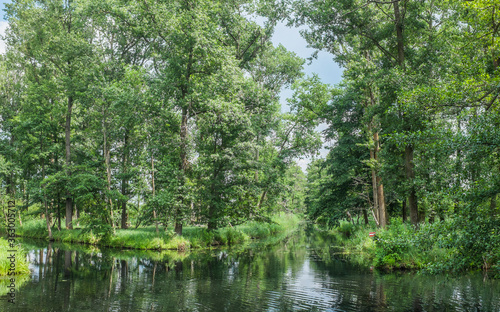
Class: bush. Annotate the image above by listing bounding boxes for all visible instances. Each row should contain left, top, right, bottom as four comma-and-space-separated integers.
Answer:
336, 221, 356, 238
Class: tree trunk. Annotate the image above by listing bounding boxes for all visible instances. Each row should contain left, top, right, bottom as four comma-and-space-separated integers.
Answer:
121, 130, 129, 229
57, 198, 61, 231
363, 208, 369, 225
151, 154, 158, 235
65, 96, 73, 229
393, 0, 405, 69
405, 145, 419, 226
373, 131, 387, 227
377, 178, 387, 227
175, 106, 189, 235
41, 135, 53, 240
103, 115, 115, 232
257, 189, 268, 211
370, 150, 379, 223
174, 223, 183, 235
402, 199, 407, 223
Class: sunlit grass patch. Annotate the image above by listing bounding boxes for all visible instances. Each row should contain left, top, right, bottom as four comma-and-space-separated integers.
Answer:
0, 238, 30, 276
14, 213, 302, 251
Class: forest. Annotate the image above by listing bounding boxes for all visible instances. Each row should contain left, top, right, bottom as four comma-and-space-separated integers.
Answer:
0, 0, 499, 275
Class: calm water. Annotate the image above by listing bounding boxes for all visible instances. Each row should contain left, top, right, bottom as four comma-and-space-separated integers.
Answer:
1, 228, 499, 311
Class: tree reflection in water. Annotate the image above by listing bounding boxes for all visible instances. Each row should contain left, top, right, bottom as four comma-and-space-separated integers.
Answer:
1, 232, 498, 312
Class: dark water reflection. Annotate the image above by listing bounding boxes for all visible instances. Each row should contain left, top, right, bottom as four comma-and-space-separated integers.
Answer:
1, 228, 499, 311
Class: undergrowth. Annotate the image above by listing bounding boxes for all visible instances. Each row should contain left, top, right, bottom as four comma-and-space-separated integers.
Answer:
331, 218, 500, 277
13, 213, 302, 251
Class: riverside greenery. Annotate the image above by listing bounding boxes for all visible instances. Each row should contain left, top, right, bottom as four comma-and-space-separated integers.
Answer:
14, 214, 301, 251
0, 238, 30, 276
329, 219, 500, 277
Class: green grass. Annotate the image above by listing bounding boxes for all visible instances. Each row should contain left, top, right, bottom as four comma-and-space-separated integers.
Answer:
14, 213, 302, 252
0, 238, 30, 276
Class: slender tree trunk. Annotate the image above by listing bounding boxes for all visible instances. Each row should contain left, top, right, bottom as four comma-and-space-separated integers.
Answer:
373, 131, 387, 227
103, 116, 115, 233
65, 96, 73, 229
377, 178, 387, 227
402, 199, 407, 223
175, 106, 189, 235
45, 200, 52, 240
41, 136, 53, 240
121, 131, 129, 229
42, 164, 52, 238
151, 154, 158, 235
393, 0, 405, 70
395, 0, 419, 226
363, 208, 369, 225
257, 190, 268, 211
370, 149, 379, 223
57, 198, 61, 231
74, 204, 78, 227
405, 145, 419, 226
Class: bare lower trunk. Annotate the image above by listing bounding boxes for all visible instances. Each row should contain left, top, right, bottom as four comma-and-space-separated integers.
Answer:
402, 199, 407, 223
370, 150, 379, 223
151, 155, 158, 235
174, 107, 189, 235
257, 190, 268, 211
174, 223, 183, 235
121, 202, 128, 229
121, 131, 129, 229
57, 200, 61, 231
45, 203, 53, 240
103, 117, 115, 233
373, 132, 387, 227
65, 96, 73, 229
405, 145, 419, 226
377, 178, 387, 227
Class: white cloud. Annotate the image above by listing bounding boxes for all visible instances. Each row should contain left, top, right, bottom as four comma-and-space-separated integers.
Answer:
0, 21, 8, 55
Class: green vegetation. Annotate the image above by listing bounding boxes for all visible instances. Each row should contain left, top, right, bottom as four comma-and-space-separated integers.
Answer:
0, 0, 317, 241
0, 0, 498, 278
288, 0, 500, 275
14, 214, 301, 251
329, 219, 500, 277
0, 238, 30, 276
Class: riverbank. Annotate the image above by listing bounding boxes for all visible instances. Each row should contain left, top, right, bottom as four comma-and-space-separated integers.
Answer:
10, 213, 302, 251
0, 238, 30, 276
329, 218, 500, 277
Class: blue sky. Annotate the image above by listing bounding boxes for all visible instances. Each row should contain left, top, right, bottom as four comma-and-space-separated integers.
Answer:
0, 1, 9, 21
0, 0, 342, 170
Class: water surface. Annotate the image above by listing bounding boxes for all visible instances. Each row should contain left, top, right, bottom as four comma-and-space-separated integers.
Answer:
1, 228, 498, 311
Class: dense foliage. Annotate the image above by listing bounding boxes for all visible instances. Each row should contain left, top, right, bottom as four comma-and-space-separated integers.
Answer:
0, 0, 318, 236
0, 0, 498, 274
291, 0, 500, 273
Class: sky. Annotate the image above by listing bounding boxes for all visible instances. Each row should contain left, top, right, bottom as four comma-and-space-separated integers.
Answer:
269, 22, 343, 171
0, 0, 344, 171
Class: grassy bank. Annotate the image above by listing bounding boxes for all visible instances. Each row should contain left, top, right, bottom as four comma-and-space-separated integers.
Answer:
329, 218, 500, 277
0, 238, 30, 276
13, 213, 302, 251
